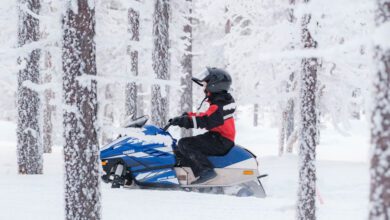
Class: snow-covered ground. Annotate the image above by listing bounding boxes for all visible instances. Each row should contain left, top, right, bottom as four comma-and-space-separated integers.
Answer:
0, 118, 370, 220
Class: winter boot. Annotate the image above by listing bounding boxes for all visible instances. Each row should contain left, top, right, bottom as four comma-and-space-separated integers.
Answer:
192, 169, 217, 185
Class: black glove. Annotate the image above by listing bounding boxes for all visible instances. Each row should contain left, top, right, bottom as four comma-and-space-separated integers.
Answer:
169, 116, 193, 129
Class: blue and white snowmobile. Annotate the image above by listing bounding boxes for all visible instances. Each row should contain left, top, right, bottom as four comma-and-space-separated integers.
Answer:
100, 115, 267, 197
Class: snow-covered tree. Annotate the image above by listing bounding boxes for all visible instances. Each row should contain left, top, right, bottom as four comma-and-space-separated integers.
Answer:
37, 0, 63, 150
151, 0, 170, 128
281, 0, 298, 155
62, 1, 100, 219
180, 0, 193, 137
42, 50, 54, 153
40, 0, 61, 154
17, 0, 43, 174
253, 103, 258, 126
369, 0, 390, 219
102, 84, 114, 144
297, 0, 318, 219
125, 1, 140, 117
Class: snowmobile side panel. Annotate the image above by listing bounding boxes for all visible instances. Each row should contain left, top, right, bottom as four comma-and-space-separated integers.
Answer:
133, 168, 179, 187
100, 125, 176, 173
176, 167, 259, 187
100, 138, 166, 159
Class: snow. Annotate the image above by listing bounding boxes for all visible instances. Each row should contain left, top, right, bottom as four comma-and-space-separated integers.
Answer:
0, 0, 381, 218
0, 119, 370, 220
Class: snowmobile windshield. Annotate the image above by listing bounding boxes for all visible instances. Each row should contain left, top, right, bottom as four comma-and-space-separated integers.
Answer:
121, 115, 149, 128
192, 69, 210, 86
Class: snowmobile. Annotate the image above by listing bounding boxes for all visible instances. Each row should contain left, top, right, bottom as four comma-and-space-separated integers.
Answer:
100, 115, 267, 198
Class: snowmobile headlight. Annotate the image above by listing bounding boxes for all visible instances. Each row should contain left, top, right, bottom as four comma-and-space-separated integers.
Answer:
243, 170, 254, 175
101, 160, 108, 166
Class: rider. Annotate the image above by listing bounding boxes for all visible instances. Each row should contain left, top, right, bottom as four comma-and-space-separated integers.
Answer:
169, 67, 236, 184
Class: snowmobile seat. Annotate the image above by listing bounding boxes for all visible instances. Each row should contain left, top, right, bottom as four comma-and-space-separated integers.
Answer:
208, 146, 254, 168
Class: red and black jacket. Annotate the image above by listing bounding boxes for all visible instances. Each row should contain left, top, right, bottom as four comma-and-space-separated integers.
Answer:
187, 92, 236, 142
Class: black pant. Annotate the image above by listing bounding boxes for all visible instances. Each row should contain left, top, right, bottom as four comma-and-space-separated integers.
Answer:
176, 132, 234, 177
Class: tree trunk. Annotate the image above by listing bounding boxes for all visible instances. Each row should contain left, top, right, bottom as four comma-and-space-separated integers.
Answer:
62, 1, 100, 219
102, 84, 114, 145
286, 98, 295, 143
253, 103, 259, 127
369, 1, 390, 219
180, 0, 193, 138
224, 6, 231, 69
297, 0, 318, 219
286, 98, 295, 153
151, 0, 170, 128
225, 7, 231, 35
279, 110, 286, 156
285, 0, 296, 153
125, 4, 140, 118
17, 0, 43, 174
42, 51, 54, 153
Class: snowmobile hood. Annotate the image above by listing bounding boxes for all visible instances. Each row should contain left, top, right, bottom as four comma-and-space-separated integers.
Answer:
100, 125, 175, 159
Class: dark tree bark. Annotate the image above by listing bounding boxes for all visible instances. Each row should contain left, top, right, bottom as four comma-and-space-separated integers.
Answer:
180, 0, 193, 138
369, 1, 390, 219
17, 0, 43, 174
297, 0, 318, 219
42, 51, 54, 153
62, 1, 100, 219
151, 0, 170, 128
126, 4, 140, 118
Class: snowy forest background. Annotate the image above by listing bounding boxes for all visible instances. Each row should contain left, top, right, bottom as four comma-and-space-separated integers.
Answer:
0, 0, 389, 220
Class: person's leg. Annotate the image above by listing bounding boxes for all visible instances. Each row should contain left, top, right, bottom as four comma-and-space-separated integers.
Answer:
177, 136, 211, 177
207, 132, 234, 155
177, 132, 230, 177
174, 143, 191, 167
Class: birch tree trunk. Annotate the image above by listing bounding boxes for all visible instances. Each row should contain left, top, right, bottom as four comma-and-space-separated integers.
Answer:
126, 3, 140, 118
42, 51, 54, 153
17, 0, 43, 174
62, 1, 100, 219
369, 1, 390, 219
297, 0, 318, 219
151, 0, 170, 128
180, 0, 193, 138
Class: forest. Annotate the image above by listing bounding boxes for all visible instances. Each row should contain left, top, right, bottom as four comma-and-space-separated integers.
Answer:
0, 0, 389, 219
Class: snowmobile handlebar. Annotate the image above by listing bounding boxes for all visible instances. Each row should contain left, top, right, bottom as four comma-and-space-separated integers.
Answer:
163, 123, 171, 132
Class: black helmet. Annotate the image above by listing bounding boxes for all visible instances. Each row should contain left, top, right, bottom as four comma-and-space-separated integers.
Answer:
192, 67, 232, 93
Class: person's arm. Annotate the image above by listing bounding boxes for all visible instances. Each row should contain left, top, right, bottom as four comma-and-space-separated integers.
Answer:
186, 112, 196, 117
188, 104, 224, 130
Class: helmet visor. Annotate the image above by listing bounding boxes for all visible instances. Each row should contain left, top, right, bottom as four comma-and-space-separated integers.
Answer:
194, 69, 210, 81
192, 69, 210, 86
